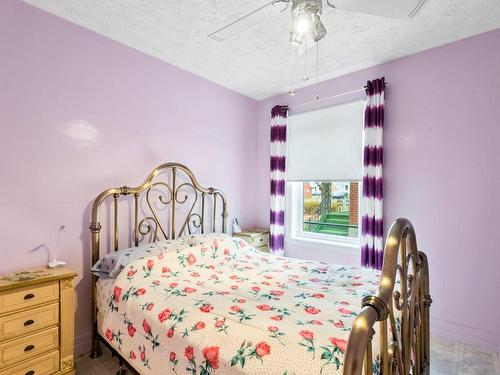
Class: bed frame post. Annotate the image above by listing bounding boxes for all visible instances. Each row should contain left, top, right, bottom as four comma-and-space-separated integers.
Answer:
420, 251, 432, 374
343, 218, 431, 375
89, 186, 124, 358
89, 220, 103, 358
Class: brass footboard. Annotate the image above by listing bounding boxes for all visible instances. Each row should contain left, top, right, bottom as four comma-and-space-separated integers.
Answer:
344, 218, 432, 375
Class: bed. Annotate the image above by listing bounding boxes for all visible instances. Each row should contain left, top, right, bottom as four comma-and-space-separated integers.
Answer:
89, 163, 431, 375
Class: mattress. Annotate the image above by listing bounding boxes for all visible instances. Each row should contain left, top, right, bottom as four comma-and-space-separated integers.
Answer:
96, 237, 384, 374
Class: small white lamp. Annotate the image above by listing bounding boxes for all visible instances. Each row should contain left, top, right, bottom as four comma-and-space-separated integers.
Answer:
47, 225, 67, 269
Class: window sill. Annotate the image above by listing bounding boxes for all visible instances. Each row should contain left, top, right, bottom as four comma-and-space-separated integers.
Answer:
288, 234, 360, 250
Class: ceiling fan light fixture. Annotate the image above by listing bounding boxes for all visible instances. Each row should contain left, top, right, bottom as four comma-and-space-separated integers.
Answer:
290, 0, 327, 45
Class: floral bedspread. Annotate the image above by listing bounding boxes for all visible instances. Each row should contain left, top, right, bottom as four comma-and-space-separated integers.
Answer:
101, 237, 381, 374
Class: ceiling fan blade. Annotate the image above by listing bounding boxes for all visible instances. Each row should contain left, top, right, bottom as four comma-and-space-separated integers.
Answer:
208, 1, 288, 41
330, 0, 427, 19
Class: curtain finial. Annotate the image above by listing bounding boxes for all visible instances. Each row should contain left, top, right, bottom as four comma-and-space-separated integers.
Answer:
271, 105, 289, 118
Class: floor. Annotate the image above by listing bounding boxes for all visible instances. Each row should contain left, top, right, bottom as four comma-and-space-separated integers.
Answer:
75, 336, 500, 374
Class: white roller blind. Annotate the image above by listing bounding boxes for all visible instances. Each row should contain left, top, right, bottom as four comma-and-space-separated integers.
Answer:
287, 99, 364, 181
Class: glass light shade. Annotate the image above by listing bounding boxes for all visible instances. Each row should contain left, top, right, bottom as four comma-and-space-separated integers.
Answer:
312, 16, 327, 42
296, 14, 311, 33
289, 31, 304, 45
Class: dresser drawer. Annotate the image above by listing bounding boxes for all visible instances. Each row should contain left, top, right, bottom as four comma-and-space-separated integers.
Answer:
0, 327, 58, 368
0, 350, 59, 375
0, 282, 59, 315
0, 303, 59, 341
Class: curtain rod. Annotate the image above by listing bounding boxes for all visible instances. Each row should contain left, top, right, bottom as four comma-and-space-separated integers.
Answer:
288, 82, 389, 112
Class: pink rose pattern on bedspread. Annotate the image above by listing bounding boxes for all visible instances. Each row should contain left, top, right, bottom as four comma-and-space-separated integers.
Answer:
102, 238, 383, 374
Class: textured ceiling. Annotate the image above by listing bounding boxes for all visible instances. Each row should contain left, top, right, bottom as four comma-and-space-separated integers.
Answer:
22, 0, 500, 100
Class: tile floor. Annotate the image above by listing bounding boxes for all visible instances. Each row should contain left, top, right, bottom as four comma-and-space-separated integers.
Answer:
431, 336, 499, 374
75, 336, 500, 374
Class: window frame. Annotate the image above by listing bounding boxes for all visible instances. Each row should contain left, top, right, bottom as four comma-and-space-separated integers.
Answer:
286, 181, 362, 249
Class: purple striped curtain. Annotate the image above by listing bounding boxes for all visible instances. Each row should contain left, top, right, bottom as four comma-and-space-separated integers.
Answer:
270, 105, 288, 255
361, 77, 385, 270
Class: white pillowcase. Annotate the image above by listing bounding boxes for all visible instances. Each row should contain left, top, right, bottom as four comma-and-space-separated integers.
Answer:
91, 233, 228, 278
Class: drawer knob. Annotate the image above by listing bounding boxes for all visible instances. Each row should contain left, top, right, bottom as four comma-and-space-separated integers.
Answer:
24, 319, 35, 326
25, 371, 35, 375
24, 344, 35, 352
24, 293, 35, 300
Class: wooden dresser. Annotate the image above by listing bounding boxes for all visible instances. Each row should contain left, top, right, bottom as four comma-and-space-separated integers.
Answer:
0, 267, 77, 375
232, 228, 270, 253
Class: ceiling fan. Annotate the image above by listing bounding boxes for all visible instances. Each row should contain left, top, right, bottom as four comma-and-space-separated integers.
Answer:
208, 0, 427, 45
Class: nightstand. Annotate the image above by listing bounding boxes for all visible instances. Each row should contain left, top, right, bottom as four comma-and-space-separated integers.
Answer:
233, 228, 270, 253
0, 267, 77, 375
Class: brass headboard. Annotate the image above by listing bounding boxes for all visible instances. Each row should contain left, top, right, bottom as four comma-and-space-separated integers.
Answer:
90, 162, 227, 264
89, 162, 227, 357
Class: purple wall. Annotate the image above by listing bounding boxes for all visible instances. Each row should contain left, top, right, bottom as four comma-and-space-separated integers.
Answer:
0, 0, 257, 354
2, 0, 500, 356
256, 29, 500, 351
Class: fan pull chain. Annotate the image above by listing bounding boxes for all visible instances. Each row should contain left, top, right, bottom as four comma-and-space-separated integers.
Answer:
316, 41, 320, 83
303, 39, 309, 82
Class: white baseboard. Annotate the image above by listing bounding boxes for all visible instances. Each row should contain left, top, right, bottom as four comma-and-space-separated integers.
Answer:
75, 332, 92, 356
431, 316, 500, 353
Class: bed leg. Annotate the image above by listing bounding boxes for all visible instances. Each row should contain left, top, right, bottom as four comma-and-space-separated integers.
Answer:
90, 323, 103, 358
116, 358, 127, 375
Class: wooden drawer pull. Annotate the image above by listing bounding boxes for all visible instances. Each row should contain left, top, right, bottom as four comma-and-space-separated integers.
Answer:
24, 319, 35, 326
25, 371, 35, 375
24, 344, 35, 352
24, 293, 35, 300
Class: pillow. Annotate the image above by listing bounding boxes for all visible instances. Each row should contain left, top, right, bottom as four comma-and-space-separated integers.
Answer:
91, 233, 228, 278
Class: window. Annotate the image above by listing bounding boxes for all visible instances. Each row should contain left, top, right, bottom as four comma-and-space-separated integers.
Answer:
288, 181, 361, 245
303, 181, 360, 238
286, 99, 364, 247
